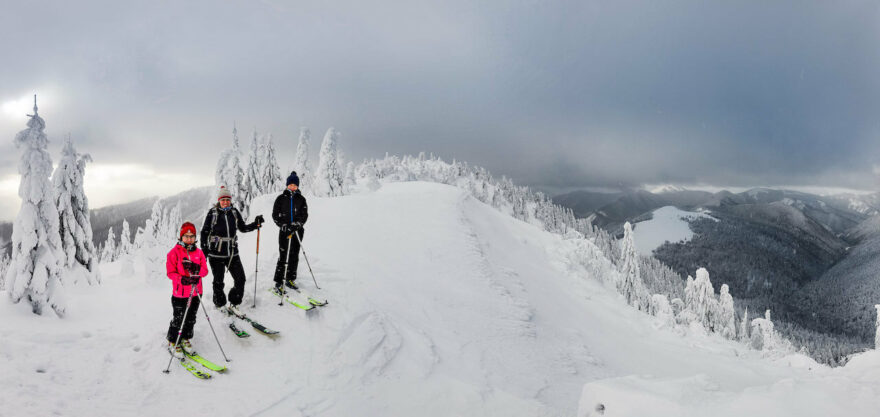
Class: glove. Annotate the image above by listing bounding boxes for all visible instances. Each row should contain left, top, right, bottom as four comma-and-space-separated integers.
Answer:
181, 259, 201, 276
254, 215, 265, 226
181, 275, 200, 286
292, 222, 303, 231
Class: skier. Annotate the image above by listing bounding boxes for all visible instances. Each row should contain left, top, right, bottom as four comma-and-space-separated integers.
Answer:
166, 222, 209, 358
200, 186, 264, 314
272, 171, 308, 290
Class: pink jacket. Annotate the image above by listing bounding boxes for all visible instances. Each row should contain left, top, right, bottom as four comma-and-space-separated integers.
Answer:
166, 243, 209, 298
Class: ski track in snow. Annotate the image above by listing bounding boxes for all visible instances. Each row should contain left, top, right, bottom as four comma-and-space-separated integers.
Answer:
4, 182, 880, 416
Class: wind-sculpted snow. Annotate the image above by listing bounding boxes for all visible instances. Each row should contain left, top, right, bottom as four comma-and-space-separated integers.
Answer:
329, 311, 404, 382
4, 182, 880, 416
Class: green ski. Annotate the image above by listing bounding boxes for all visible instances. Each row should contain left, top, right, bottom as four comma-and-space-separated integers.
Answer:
177, 357, 211, 379
269, 288, 314, 311
229, 322, 250, 338
184, 351, 227, 372
225, 308, 280, 335
284, 282, 328, 307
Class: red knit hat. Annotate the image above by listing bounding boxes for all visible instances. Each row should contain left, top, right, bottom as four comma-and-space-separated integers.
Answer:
179, 222, 197, 240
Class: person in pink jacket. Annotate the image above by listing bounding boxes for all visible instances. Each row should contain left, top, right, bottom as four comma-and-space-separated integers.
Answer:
166, 222, 209, 358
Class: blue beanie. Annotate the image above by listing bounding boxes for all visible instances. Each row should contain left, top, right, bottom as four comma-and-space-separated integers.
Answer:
286, 171, 300, 186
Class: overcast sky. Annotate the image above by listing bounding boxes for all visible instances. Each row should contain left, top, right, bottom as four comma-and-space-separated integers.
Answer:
1, 1, 879, 220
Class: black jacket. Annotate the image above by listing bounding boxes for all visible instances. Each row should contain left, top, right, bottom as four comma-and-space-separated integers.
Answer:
200, 205, 259, 258
272, 189, 308, 230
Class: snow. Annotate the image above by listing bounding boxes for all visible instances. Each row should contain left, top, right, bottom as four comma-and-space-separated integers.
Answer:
577, 351, 880, 416
632, 206, 714, 256
644, 184, 687, 194
3, 182, 880, 416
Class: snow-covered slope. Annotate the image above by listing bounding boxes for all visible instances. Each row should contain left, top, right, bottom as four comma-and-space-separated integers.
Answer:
3, 182, 880, 416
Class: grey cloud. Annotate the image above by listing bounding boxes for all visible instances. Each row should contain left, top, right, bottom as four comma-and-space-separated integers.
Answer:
0, 0, 877, 218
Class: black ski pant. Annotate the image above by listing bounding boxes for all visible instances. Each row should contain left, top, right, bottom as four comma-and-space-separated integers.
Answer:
274, 229, 304, 287
166, 295, 200, 343
209, 255, 247, 307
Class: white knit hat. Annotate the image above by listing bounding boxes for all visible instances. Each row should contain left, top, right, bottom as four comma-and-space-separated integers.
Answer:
217, 186, 232, 201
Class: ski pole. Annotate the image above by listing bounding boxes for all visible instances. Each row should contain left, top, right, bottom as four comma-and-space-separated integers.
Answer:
280, 232, 294, 306
293, 231, 320, 290
163, 284, 197, 374
195, 291, 231, 362
253, 228, 261, 308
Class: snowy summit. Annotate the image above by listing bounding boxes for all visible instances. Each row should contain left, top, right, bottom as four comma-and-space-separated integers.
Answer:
3, 178, 880, 416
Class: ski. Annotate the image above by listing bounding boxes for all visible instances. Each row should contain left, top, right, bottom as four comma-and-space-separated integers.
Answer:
308, 297, 328, 307
269, 287, 315, 311
229, 322, 251, 338
284, 283, 329, 307
184, 351, 227, 372
226, 308, 280, 335
295, 287, 329, 307
177, 357, 211, 379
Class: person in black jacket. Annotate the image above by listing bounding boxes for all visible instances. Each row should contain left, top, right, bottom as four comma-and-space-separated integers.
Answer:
272, 172, 308, 290
200, 186, 264, 311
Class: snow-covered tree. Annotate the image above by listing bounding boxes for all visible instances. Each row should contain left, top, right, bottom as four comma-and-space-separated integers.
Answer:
5, 96, 66, 316
133, 201, 167, 280
292, 127, 312, 193
618, 222, 648, 311
650, 294, 675, 328
101, 227, 117, 263
750, 310, 775, 351
216, 124, 249, 217
313, 127, 345, 197
164, 202, 182, 245
677, 276, 698, 325
118, 219, 132, 257
0, 253, 9, 291
875, 305, 880, 350
148, 200, 164, 241
690, 268, 718, 331
260, 133, 282, 193
133, 226, 147, 250
750, 310, 793, 354
245, 128, 263, 201
52, 137, 99, 284
134, 218, 163, 282
739, 308, 750, 342
716, 284, 736, 339
344, 161, 357, 190
362, 159, 381, 191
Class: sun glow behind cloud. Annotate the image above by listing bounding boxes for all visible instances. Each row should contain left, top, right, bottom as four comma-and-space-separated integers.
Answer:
1, 96, 34, 118
84, 163, 212, 207
1, 90, 59, 120
0, 163, 212, 222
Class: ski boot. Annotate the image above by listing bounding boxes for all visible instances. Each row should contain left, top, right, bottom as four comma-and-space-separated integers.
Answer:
168, 342, 184, 359
181, 339, 196, 355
